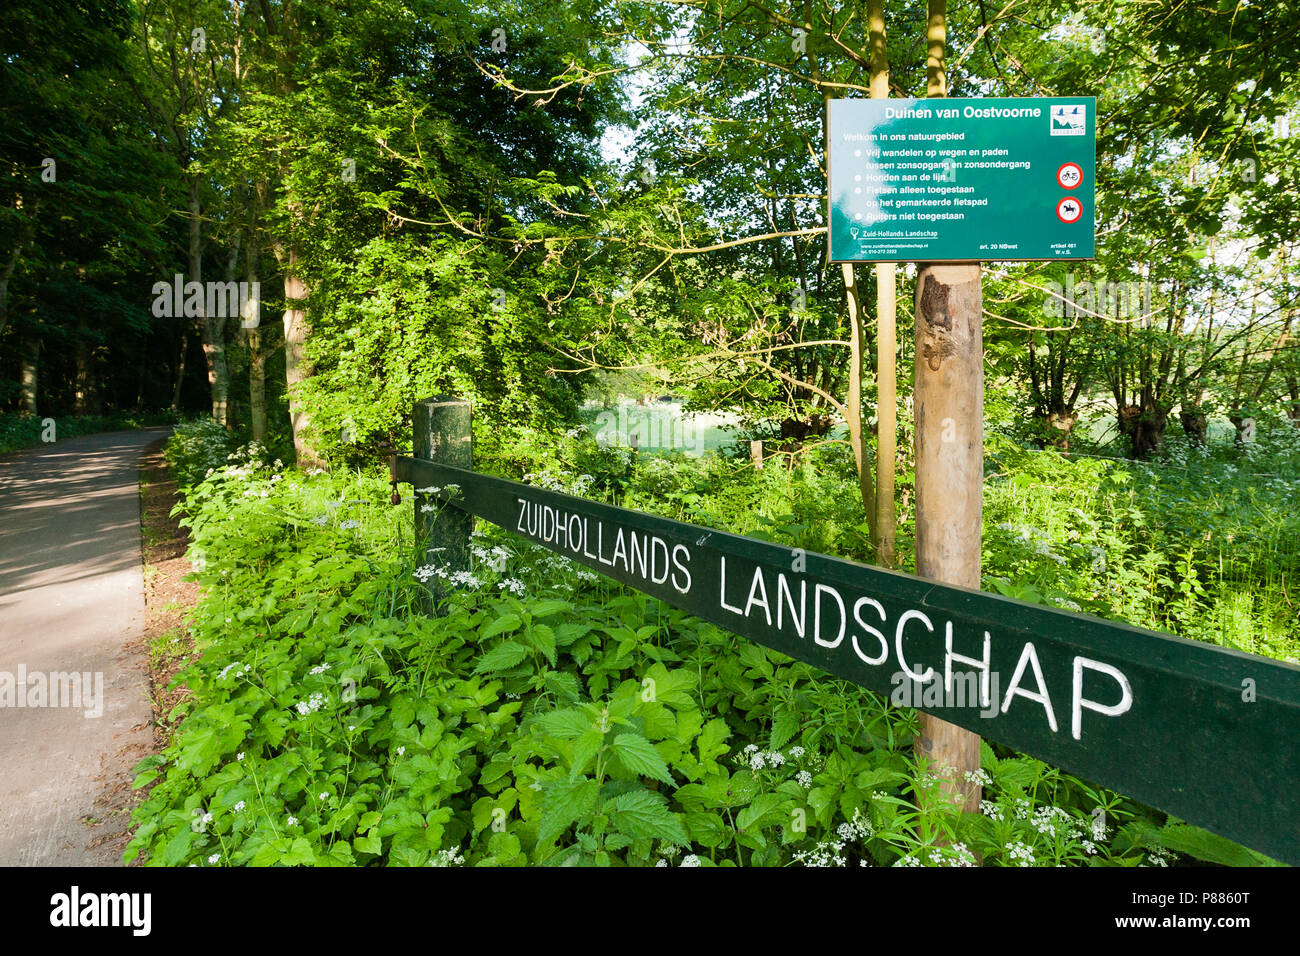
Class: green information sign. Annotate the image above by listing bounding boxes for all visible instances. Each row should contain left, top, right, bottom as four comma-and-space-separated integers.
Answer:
828, 97, 1096, 262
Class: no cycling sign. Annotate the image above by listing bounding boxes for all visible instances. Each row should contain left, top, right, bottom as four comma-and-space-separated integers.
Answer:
828, 96, 1096, 262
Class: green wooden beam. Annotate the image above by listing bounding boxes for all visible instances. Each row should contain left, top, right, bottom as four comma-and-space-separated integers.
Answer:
394, 455, 1300, 865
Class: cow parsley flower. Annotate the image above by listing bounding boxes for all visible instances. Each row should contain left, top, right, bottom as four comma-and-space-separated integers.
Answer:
963, 769, 992, 788
295, 693, 326, 715
1007, 841, 1036, 866
430, 847, 465, 867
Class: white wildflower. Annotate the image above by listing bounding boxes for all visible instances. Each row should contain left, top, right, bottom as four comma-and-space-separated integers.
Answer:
430, 847, 465, 867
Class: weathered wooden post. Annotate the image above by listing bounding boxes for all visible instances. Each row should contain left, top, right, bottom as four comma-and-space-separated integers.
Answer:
750, 439, 764, 470
913, 265, 984, 812
413, 396, 473, 610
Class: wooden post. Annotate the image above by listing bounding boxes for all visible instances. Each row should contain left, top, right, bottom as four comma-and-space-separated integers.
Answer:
413, 396, 473, 611
912, 0, 982, 814
750, 439, 764, 470
913, 264, 984, 812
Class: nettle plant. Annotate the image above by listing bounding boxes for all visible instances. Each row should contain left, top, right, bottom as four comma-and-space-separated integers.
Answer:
127, 445, 1225, 867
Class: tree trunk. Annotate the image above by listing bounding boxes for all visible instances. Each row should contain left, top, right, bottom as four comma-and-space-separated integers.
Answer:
1118, 402, 1167, 458
19, 336, 39, 414
73, 324, 100, 415
868, 0, 897, 568
1033, 404, 1078, 449
171, 331, 188, 411
191, 177, 232, 427
0, 202, 36, 343
282, 246, 319, 466
1179, 405, 1208, 446
244, 242, 267, 442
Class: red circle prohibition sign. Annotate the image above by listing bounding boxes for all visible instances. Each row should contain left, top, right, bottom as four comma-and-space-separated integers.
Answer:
1056, 162, 1083, 189
1056, 196, 1083, 224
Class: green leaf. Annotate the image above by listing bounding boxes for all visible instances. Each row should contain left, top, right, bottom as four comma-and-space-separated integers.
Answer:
479, 612, 522, 641
685, 810, 729, 848
853, 767, 906, 791
281, 837, 316, 866
736, 792, 789, 832
569, 730, 604, 779
993, 757, 1043, 790
538, 777, 599, 844
524, 624, 557, 667
543, 670, 582, 702
353, 832, 382, 855
697, 718, 731, 767
1156, 823, 1274, 867
534, 706, 594, 739
554, 623, 593, 646
770, 706, 800, 750
473, 641, 529, 674
605, 789, 690, 845
528, 599, 573, 619
611, 733, 674, 784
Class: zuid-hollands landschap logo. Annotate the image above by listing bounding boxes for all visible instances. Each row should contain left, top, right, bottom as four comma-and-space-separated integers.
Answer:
49, 886, 151, 936
1050, 104, 1087, 135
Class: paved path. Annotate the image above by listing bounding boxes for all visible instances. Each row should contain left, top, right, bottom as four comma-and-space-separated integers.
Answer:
0, 429, 170, 865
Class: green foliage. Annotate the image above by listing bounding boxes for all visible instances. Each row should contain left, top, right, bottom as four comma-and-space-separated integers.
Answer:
126, 437, 1286, 868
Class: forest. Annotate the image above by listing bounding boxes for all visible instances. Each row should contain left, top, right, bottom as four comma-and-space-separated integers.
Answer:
2, 0, 1298, 868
